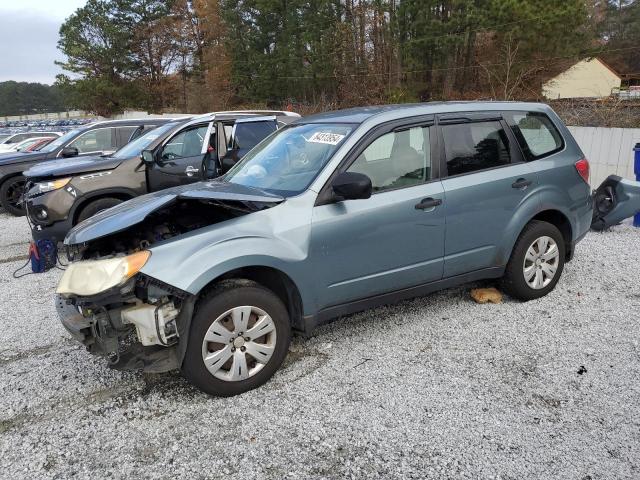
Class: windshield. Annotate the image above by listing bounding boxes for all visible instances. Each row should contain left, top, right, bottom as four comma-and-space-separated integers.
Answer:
224, 123, 354, 196
39, 129, 81, 153
112, 122, 179, 159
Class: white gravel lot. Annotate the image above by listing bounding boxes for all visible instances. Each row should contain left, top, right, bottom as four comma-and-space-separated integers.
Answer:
0, 210, 639, 479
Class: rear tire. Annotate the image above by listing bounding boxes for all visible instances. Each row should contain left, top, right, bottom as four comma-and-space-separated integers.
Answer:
182, 280, 291, 396
501, 220, 565, 301
76, 197, 123, 223
0, 175, 26, 216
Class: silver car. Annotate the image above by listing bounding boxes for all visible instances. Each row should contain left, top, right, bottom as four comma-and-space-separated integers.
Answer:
55, 102, 640, 396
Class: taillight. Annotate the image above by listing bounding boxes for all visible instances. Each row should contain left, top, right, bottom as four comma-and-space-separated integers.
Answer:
575, 158, 590, 185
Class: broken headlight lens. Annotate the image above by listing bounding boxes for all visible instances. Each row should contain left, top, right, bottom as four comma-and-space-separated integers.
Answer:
56, 250, 151, 296
33, 177, 71, 194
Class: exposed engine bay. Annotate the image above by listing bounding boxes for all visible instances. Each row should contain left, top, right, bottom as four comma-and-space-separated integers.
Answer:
66, 197, 271, 260
57, 195, 281, 373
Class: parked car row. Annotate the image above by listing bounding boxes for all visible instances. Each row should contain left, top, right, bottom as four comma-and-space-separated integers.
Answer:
0, 119, 170, 215
0, 135, 57, 152
3, 103, 637, 398
0, 131, 62, 146
0, 118, 94, 129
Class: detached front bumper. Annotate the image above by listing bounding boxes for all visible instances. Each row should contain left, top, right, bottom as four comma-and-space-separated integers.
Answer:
55, 275, 194, 373
591, 175, 640, 231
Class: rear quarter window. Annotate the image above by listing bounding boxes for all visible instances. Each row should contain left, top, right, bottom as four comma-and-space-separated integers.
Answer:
505, 111, 564, 160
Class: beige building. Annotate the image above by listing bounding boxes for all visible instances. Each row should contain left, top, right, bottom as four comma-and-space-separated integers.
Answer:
542, 58, 621, 100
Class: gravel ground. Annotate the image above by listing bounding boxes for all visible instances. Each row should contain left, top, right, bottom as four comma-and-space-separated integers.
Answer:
0, 211, 639, 479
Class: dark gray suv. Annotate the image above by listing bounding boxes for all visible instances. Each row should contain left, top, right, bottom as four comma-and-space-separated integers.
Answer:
54, 102, 640, 396
0, 119, 170, 215
23, 111, 300, 242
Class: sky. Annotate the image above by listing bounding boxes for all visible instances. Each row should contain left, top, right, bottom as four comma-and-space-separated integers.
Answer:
0, 0, 88, 85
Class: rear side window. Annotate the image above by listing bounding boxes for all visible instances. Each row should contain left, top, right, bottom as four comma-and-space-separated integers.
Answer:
233, 121, 277, 150
442, 121, 511, 176
505, 112, 563, 160
68, 127, 117, 153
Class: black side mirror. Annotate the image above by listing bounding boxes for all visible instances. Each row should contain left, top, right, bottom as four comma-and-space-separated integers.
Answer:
60, 146, 79, 158
141, 149, 155, 165
331, 171, 372, 201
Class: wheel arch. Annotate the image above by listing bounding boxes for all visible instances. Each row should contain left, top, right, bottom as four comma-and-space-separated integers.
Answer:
197, 265, 306, 334
70, 188, 138, 225
500, 206, 574, 267
528, 209, 573, 260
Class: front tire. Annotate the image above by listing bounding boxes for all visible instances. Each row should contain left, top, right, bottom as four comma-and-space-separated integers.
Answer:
76, 197, 123, 223
182, 280, 291, 396
501, 220, 565, 301
0, 175, 26, 216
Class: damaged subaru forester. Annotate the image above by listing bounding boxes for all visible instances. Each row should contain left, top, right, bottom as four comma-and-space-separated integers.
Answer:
55, 103, 640, 396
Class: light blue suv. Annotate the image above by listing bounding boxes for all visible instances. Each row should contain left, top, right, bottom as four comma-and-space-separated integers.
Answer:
56, 102, 599, 396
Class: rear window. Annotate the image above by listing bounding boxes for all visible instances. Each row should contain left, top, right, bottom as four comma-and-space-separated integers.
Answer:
505, 112, 563, 160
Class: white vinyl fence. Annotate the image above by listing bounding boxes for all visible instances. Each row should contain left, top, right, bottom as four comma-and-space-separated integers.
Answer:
568, 126, 640, 188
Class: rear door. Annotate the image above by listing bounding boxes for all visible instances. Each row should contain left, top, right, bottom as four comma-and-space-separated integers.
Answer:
146, 122, 212, 190
437, 112, 539, 277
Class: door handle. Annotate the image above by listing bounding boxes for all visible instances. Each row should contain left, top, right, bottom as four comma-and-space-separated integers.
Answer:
512, 178, 532, 189
185, 166, 199, 177
415, 197, 442, 210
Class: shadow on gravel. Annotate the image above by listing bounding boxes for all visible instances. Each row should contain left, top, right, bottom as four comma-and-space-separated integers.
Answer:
0, 338, 77, 366
0, 254, 28, 264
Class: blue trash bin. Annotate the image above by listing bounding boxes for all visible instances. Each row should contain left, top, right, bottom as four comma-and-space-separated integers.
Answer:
635, 143, 640, 227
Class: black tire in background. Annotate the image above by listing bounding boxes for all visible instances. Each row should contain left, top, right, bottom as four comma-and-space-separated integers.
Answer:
182, 280, 291, 397
501, 220, 566, 301
76, 197, 123, 223
0, 175, 26, 216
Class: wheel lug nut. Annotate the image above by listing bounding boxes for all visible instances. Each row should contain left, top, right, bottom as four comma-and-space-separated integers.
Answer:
240, 346, 246, 352
245, 337, 250, 341
231, 347, 236, 352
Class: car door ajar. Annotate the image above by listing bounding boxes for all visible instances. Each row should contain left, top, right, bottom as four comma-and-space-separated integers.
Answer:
310, 121, 446, 310
147, 123, 211, 190
437, 113, 539, 277
218, 118, 278, 174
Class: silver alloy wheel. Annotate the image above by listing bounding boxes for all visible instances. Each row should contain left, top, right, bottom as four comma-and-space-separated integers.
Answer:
523, 235, 560, 290
201, 306, 277, 381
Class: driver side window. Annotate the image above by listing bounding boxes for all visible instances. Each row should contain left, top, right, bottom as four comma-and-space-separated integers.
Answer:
348, 126, 431, 193
163, 125, 208, 159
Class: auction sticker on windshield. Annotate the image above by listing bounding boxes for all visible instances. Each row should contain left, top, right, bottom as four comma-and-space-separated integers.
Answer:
307, 132, 346, 145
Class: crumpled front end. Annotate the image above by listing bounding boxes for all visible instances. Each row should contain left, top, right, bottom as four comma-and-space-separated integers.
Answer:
56, 273, 195, 373
55, 183, 284, 372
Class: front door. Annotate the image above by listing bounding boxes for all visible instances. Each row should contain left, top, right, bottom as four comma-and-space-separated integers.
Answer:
310, 122, 446, 310
437, 114, 539, 277
147, 123, 212, 190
